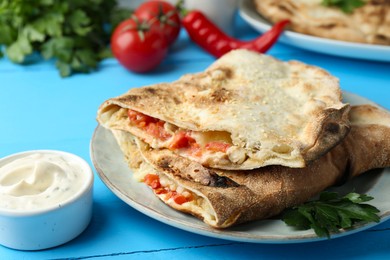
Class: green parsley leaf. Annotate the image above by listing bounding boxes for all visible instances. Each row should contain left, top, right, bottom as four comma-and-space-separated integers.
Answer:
0, 24, 17, 45
282, 191, 380, 238
0, 0, 132, 77
23, 25, 46, 42
56, 60, 72, 77
109, 7, 133, 30
322, 0, 366, 13
6, 36, 33, 63
68, 9, 92, 36
33, 13, 64, 37
98, 46, 113, 60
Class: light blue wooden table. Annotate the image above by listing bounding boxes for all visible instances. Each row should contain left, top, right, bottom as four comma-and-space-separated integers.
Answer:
1, 14, 389, 260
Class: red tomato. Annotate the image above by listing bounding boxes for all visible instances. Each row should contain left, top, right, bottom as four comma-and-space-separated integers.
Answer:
145, 121, 172, 140
111, 18, 168, 73
144, 174, 161, 189
155, 187, 168, 195
128, 109, 157, 127
187, 144, 202, 157
205, 141, 232, 153
172, 193, 188, 205
128, 109, 172, 140
134, 0, 181, 45
169, 132, 196, 150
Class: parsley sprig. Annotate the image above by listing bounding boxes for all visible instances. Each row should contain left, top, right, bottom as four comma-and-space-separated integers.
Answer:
0, 0, 132, 77
282, 191, 380, 238
322, 0, 366, 13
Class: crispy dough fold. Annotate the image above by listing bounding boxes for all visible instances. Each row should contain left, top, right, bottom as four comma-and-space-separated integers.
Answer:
98, 50, 350, 170
112, 105, 390, 228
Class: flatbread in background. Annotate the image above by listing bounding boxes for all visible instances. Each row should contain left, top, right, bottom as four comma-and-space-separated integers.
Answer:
98, 50, 350, 170
112, 105, 390, 228
254, 0, 390, 45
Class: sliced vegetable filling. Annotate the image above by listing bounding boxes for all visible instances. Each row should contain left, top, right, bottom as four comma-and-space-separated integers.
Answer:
127, 109, 233, 158
144, 173, 194, 205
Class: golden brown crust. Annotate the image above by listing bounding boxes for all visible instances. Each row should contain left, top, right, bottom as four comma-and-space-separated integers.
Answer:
112, 104, 390, 228
132, 135, 349, 227
97, 50, 350, 170
347, 105, 390, 177
302, 105, 351, 161
254, 0, 390, 45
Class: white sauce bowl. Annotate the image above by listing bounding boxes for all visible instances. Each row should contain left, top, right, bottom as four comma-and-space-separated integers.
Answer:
0, 150, 93, 250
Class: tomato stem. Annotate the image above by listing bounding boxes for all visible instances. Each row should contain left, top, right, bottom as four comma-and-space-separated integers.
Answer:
175, 0, 187, 17
119, 16, 153, 42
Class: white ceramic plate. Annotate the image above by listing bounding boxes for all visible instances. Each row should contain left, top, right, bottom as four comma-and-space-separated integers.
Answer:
238, 0, 390, 62
90, 92, 390, 243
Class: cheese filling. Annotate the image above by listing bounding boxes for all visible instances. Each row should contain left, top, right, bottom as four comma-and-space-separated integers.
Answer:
132, 151, 217, 224
143, 173, 217, 223
127, 109, 245, 166
144, 173, 194, 205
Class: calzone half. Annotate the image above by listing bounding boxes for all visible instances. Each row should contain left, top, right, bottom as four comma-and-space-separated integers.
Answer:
98, 50, 350, 170
111, 105, 390, 228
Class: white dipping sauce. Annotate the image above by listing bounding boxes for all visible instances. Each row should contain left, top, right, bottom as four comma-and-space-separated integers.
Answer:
0, 153, 85, 211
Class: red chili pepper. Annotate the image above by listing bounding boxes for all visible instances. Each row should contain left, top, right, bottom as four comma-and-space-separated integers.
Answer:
182, 10, 290, 58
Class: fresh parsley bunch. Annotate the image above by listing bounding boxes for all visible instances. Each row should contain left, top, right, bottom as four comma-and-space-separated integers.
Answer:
322, 0, 366, 13
0, 0, 132, 77
283, 191, 380, 238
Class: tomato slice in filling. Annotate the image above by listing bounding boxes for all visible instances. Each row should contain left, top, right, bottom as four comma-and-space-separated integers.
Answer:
169, 131, 203, 157
169, 131, 195, 149
205, 141, 231, 153
144, 173, 161, 189
171, 192, 188, 205
128, 109, 171, 140
144, 174, 193, 205
128, 110, 231, 158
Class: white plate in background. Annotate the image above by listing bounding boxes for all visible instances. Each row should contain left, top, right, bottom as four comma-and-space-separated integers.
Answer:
238, 0, 390, 62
